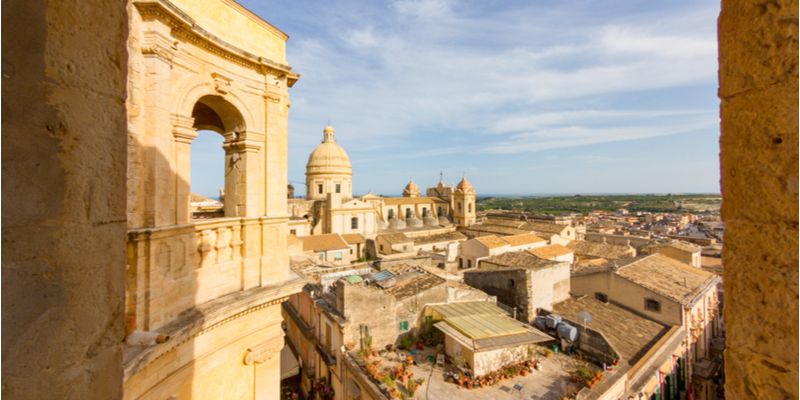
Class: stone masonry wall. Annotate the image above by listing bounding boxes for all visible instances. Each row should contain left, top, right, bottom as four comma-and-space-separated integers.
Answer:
1, 0, 128, 398
719, 0, 798, 398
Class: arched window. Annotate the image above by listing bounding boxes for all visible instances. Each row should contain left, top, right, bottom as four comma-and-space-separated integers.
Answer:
190, 130, 225, 218
468, 203, 472, 212
388, 209, 394, 219
458, 203, 462, 212
422, 208, 427, 217
351, 217, 358, 230
509, 279, 515, 287
437, 206, 442, 217
406, 208, 411, 219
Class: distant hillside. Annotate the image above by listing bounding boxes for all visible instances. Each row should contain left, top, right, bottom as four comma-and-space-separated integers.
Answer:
477, 194, 721, 215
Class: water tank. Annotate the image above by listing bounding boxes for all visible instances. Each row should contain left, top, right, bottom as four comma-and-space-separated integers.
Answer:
557, 322, 578, 342
545, 314, 562, 329
534, 316, 547, 331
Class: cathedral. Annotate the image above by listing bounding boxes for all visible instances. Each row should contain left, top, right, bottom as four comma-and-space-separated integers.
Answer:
287, 125, 477, 240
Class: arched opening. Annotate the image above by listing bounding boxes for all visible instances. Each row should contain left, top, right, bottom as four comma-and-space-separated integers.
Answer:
468, 203, 472, 213
405, 208, 411, 219
186, 95, 247, 219
422, 208, 427, 218
388, 209, 394, 220
437, 206, 442, 217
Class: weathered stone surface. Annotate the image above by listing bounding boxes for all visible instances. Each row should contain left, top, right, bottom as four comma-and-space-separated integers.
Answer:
719, 0, 799, 399
1, 0, 128, 398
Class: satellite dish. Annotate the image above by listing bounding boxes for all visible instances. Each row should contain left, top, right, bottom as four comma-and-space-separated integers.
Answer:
577, 311, 593, 325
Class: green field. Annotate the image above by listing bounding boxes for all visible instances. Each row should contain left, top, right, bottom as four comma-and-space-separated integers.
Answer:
476, 194, 721, 215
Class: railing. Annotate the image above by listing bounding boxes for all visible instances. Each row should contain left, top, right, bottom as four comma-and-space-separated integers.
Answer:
495, 301, 517, 320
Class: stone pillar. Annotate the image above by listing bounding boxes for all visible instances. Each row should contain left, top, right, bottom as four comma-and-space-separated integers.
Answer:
264, 74, 289, 217
1, 0, 128, 397
172, 115, 197, 224
223, 138, 263, 218
718, 0, 798, 398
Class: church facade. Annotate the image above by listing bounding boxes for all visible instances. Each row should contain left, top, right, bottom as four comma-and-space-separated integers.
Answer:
288, 126, 477, 239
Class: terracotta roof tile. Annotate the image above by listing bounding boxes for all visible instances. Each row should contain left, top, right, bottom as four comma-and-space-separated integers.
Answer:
482, 251, 564, 270
413, 231, 467, 246
379, 232, 414, 244
301, 234, 349, 252
474, 236, 511, 249
341, 233, 366, 244
502, 233, 546, 247
566, 240, 635, 260
382, 197, 448, 205
616, 254, 715, 304
287, 234, 301, 247
527, 244, 573, 259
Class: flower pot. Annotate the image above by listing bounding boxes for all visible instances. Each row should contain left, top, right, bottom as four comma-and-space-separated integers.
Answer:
401, 375, 408, 384
612, 359, 619, 365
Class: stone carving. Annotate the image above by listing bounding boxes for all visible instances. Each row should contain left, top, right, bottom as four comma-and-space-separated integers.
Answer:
243, 336, 283, 365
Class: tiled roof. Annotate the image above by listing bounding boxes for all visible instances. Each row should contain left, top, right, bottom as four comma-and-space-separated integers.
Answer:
301, 234, 350, 252
647, 240, 701, 253
482, 251, 564, 270
482, 219, 526, 228
341, 233, 366, 244
527, 244, 573, 259
566, 240, 635, 260
502, 233, 546, 247
467, 225, 532, 236
474, 236, 511, 249
413, 231, 467, 246
520, 222, 569, 234
553, 296, 671, 367
379, 232, 414, 244
189, 192, 219, 203
384, 271, 446, 300
287, 234, 301, 247
382, 197, 448, 205
616, 254, 715, 304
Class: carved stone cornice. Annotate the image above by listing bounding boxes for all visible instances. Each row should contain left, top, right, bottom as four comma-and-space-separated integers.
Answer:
133, 0, 298, 80
243, 335, 284, 365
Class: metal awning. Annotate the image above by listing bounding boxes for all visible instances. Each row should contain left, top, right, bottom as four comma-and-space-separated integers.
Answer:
343, 377, 362, 398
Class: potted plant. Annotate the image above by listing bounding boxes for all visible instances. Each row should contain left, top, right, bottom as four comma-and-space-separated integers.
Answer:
407, 378, 417, 398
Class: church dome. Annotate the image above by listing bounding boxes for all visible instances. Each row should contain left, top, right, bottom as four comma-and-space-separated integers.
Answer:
403, 178, 421, 197
456, 174, 473, 191
423, 216, 439, 226
388, 218, 406, 229
306, 126, 352, 174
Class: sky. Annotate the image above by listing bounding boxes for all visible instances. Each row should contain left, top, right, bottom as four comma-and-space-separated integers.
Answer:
191, 0, 723, 199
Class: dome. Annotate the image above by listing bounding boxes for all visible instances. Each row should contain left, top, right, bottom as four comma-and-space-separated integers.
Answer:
376, 220, 387, 230
388, 218, 406, 229
403, 178, 421, 197
438, 216, 453, 225
306, 126, 352, 174
456, 174, 473, 192
406, 217, 423, 228
423, 216, 439, 226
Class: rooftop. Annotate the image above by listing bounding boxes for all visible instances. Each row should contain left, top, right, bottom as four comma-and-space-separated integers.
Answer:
552, 296, 671, 367
520, 221, 569, 234
474, 235, 511, 249
379, 232, 414, 245
526, 244, 573, 259
341, 233, 366, 244
615, 254, 716, 304
501, 233, 546, 247
481, 251, 565, 271
565, 240, 635, 260
647, 240, 702, 253
382, 197, 449, 205
413, 231, 467, 246
301, 234, 350, 252
467, 225, 532, 236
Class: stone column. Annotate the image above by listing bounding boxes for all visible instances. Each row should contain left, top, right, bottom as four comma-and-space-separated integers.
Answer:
719, 0, 798, 398
263, 74, 289, 217
172, 115, 197, 224
223, 137, 263, 218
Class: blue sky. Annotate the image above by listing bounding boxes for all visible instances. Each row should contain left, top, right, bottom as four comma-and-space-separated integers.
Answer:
191, 0, 722, 198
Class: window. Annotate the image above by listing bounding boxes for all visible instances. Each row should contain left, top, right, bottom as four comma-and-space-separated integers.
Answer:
458, 203, 462, 212
388, 209, 394, 219
319, 252, 326, 261
509, 279, 515, 287
399, 321, 408, 331
438, 206, 442, 217
458, 258, 463, 269
468, 203, 472, 212
595, 292, 608, 303
350, 249, 353, 255
403, 245, 408, 251
380, 244, 384, 251
334, 252, 342, 261
290, 229, 296, 235
318, 184, 323, 194
351, 217, 358, 229
336, 183, 341, 193
425, 316, 432, 325
467, 259, 472, 269
405, 208, 411, 218
422, 208, 427, 217
645, 298, 661, 313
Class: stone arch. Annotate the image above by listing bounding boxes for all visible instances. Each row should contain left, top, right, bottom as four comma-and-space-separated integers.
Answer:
171, 80, 263, 222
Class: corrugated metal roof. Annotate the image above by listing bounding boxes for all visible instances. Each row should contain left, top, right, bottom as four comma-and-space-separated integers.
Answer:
434, 318, 551, 352
370, 270, 394, 282
445, 314, 527, 339
429, 301, 510, 319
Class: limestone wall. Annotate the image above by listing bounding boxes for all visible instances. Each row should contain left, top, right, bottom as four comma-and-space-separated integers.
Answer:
718, 0, 798, 398
1, 0, 128, 398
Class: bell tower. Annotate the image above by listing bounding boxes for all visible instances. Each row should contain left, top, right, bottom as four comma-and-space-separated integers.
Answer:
453, 174, 476, 227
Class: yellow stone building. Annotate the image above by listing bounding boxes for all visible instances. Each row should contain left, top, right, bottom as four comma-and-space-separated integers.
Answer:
288, 126, 477, 241
123, 0, 304, 398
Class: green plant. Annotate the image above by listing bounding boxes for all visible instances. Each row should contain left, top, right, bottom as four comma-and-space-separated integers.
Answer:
578, 364, 592, 383
407, 378, 417, 397
400, 334, 413, 350
607, 347, 618, 359
383, 373, 397, 389
363, 326, 373, 350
